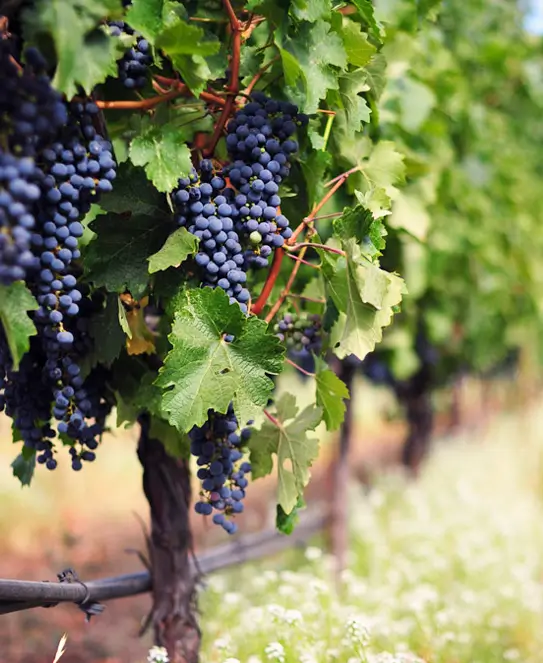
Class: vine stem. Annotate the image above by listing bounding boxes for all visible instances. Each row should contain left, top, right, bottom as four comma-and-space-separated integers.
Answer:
244, 55, 281, 95
285, 357, 316, 377
204, 0, 242, 157
250, 247, 284, 316
252, 166, 358, 320
263, 409, 282, 428
288, 242, 346, 256
265, 246, 308, 323
285, 252, 321, 269
95, 82, 226, 111
287, 293, 326, 304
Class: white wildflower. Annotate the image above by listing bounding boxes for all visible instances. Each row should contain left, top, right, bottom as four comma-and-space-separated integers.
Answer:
264, 641, 285, 663
147, 646, 169, 663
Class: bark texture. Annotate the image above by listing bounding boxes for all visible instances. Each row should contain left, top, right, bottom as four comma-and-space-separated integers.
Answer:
137, 416, 201, 663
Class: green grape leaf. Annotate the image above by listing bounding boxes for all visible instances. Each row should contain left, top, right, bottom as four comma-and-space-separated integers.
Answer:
249, 395, 322, 515
98, 163, 169, 218
156, 288, 284, 432
341, 19, 376, 67
329, 70, 371, 142
148, 227, 198, 273
322, 239, 405, 360
25, 0, 124, 99
155, 17, 220, 95
333, 204, 386, 255
149, 417, 190, 460
351, 0, 382, 43
276, 497, 305, 535
0, 283, 38, 371
85, 213, 173, 297
87, 294, 127, 368
315, 362, 350, 431
300, 150, 332, 209
12, 452, 36, 487
129, 119, 193, 193
278, 47, 303, 87
364, 53, 387, 99
356, 142, 406, 218
291, 0, 332, 22
124, 0, 179, 42
283, 20, 347, 113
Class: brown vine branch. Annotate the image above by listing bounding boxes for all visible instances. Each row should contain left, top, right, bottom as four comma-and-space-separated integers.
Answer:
265, 246, 308, 323
288, 242, 346, 256
244, 55, 281, 95
250, 247, 284, 316
284, 252, 321, 269
96, 82, 226, 111
285, 357, 316, 377
204, 0, 242, 156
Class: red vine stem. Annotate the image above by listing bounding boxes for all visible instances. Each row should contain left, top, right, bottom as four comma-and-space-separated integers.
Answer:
244, 55, 281, 95
264, 246, 308, 323
288, 242, 346, 256
250, 247, 284, 315
253, 166, 360, 321
204, 0, 242, 156
285, 357, 316, 377
263, 409, 282, 428
285, 253, 321, 269
287, 294, 326, 304
95, 82, 226, 111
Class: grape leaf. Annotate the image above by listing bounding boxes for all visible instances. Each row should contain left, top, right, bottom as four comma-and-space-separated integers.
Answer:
156, 288, 284, 433
124, 0, 178, 42
291, 0, 332, 22
364, 53, 387, 99
125, 299, 156, 356
149, 417, 190, 460
129, 119, 193, 193
84, 213, 173, 297
155, 18, 220, 95
333, 204, 386, 255
87, 293, 127, 368
300, 150, 332, 209
351, 0, 383, 43
282, 20, 347, 113
248, 395, 322, 515
276, 497, 305, 535
98, 163, 169, 218
11, 452, 35, 487
0, 283, 38, 371
148, 227, 198, 273
329, 70, 371, 142
321, 239, 405, 360
341, 19, 376, 67
25, 0, 125, 99
356, 142, 406, 218
315, 361, 350, 431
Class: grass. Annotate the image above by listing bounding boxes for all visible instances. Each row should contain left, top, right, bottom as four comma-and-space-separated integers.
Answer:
193, 404, 543, 663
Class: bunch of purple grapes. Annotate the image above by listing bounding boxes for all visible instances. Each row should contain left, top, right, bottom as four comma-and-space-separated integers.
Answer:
173, 93, 307, 313
109, 21, 152, 90
275, 312, 323, 376
0, 43, 116, 471
191, 406, 252, 534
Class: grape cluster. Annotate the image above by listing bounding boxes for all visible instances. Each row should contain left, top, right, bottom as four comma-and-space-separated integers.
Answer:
173, 161, 251, 311
191, 406, 252, 534
225, 92, 308, 268
173, 93, 307, 312
0, 44, 116, 471
0, 45, 68, 157
275, 312, 323, 376
109, 21, 152, 89
0, 152, 42, 284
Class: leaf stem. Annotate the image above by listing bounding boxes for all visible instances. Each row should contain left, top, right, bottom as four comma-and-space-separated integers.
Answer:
287, 294, 326, 304
285, 357, 316, 377
325, 166, 362, 188
204, 0, 242, 156
321, 113, 335, 151
285, 252, 321, 269
288, 242, 345, 256
263, 409, 282, 428
95, 83, 226, 110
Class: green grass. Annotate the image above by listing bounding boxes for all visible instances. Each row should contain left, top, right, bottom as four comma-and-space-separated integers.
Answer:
193, 406, 543, 663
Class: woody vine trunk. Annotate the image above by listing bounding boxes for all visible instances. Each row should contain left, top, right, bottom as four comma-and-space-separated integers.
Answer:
137, 416, 201, 663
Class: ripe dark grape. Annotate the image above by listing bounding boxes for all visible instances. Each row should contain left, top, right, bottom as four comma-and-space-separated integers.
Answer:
275, 312, 323, 376
0, 152, 41, 284
108, 22, 153, 90
191, 405, 252, 534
